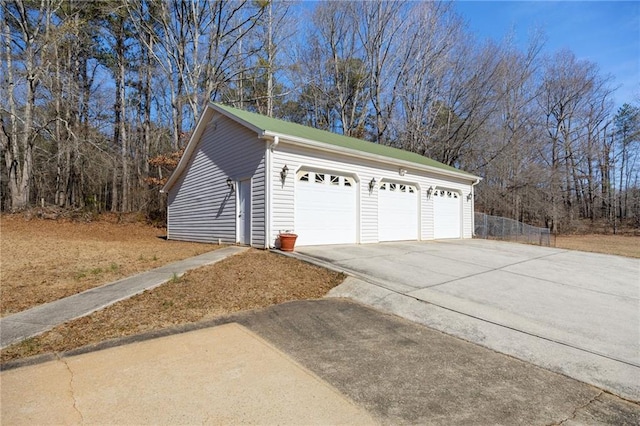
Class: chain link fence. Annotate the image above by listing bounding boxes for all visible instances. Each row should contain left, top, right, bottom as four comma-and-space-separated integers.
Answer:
474, 213, 551, 246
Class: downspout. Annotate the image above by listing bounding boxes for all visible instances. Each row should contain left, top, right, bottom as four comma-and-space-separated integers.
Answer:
264, 136, 279, 248
471, 178, 480, 237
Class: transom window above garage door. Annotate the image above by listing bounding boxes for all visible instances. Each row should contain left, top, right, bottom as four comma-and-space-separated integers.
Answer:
297, 171, 355, 187
434, 190, 459, 198
379, 182, 416, 193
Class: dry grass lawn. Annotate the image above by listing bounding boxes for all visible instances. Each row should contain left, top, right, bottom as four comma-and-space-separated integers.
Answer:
0, 249, 343, 364
555, 234, 640, 258
0, 214, 215, 316
0, 213, 342, 365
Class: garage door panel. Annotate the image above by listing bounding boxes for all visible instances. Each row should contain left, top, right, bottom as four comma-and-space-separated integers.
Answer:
378, 182, 418, 242
295, 172, 356, 246
434, 189, 461, 239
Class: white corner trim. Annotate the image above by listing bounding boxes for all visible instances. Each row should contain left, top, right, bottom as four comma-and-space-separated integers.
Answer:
264, 136, 278, 248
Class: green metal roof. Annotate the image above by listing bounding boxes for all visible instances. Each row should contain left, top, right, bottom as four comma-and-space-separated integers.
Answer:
212, 103, 478, 179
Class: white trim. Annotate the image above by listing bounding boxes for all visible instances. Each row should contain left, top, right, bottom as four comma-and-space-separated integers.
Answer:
262, 130, 478, 183
265, 135, 280, 248
236, 177, 253, 245
161, 107, 215, 193
265, 143, 271, 248
264, 136, 278, 248
234, 180, 239, 243
163, 103, 479, 195
212, 106, 266, 135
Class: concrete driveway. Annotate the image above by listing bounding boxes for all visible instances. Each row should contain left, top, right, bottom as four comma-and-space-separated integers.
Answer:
296, 239, 640, 401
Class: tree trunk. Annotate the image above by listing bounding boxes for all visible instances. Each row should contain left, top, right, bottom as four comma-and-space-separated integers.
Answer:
2, 2, 39, 211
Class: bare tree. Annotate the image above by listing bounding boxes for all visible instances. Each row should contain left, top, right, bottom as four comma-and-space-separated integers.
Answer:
226, 0, 295, 117
472, 34, 545, 222
1, 0, 57, 210
614, 104, 640, 219
1, 0, 634, 232
127, 0, 265, 150
354, 0, 407, 143
394, 1, 463, 153
538, 50, 613, 231
290, 2, 371, 136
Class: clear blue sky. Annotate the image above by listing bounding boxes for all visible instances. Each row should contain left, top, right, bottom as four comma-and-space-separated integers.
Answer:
454, 1, 640, 108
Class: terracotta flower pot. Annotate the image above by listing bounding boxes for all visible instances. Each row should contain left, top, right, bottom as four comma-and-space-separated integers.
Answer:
279, 233, 298, 252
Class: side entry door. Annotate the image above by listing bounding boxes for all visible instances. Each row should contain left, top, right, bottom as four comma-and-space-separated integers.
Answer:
238, 179, 251, 245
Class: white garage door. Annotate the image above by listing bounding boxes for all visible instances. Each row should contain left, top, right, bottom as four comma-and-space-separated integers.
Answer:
434, 189, 461, 239
378, 182, 419, 241
295, 171, 357, 246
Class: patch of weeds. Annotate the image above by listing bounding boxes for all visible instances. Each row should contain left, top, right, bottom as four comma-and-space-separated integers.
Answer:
161, 300, 174, 308
109, 262, 119, 272
152, 254, 158, 261
75, 270, 87, 280
90, 267, 103, 275
138, 254, 145, 261
170, 272, 182, 283
17, 337, 40, 355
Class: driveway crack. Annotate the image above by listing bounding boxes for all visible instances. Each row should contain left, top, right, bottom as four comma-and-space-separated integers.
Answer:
56, 353, 84, 423
549, 390, 603, 425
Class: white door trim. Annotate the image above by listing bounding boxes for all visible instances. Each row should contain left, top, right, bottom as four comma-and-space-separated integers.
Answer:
236, 178, 252, 245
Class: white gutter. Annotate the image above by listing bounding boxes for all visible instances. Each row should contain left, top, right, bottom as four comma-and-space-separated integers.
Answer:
261, 130, 480, 183
264, 136, 279, 248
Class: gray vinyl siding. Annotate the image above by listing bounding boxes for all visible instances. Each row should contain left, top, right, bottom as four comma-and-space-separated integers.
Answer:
271, 143, 474, 245
167, 117, 265, 245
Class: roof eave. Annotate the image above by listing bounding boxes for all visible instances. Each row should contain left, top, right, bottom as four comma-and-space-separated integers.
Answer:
161, 106, 216, 194
262, 130, 481, 182
210, 102, 266, 136
163, 103, 481, 194
161, 105, 272, 194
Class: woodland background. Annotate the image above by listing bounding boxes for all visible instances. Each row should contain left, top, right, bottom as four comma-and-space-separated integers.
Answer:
2, 0, 639, 233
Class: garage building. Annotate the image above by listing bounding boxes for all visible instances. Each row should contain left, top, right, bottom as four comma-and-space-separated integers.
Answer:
162, 103, 481, 248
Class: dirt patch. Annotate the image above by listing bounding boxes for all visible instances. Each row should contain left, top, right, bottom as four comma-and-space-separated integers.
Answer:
0, 214, 216, 316
555, 234, 640, 258
0, 250, 344, 364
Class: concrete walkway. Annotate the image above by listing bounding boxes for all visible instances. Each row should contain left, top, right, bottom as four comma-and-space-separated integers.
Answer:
0, 246, 247, 349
